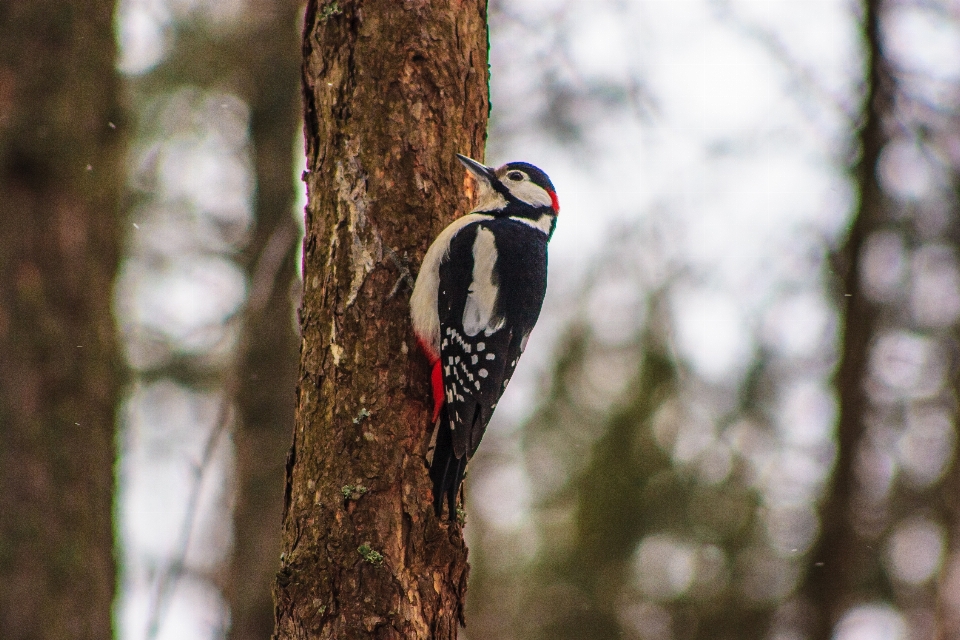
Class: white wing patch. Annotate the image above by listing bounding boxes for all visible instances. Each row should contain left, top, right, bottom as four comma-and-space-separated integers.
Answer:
462, 226, 504, 336
410, 213, 494, 356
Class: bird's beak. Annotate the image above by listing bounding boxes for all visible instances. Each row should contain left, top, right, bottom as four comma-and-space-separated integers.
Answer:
456, 154, 496, 185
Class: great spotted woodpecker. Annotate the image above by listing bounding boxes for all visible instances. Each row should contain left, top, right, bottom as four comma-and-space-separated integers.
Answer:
410, 154, 559, 520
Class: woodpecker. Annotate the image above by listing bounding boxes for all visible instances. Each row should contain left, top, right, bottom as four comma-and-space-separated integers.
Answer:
410, 154, 559, 520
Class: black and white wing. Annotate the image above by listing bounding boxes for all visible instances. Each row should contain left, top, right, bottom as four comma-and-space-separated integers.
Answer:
438, 223, 529, 456
429, 218, 548, 518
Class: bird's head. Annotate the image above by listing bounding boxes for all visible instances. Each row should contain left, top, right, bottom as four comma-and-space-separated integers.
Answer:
457, 154, 560, 216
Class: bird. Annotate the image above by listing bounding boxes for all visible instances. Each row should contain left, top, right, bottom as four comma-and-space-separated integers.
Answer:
410, 153, 559, 520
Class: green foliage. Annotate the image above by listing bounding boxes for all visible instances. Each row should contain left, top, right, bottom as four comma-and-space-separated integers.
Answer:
468, 308, 774, 639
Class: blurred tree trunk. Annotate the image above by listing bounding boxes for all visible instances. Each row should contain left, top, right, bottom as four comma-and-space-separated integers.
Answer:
939, 447, 960, 640
931, 52, 960, 640
226, 3, 302, 639
798, 0, 891, 636
272, 1, 489, 637
0, 2, 123, 639
127, 4, 303, 635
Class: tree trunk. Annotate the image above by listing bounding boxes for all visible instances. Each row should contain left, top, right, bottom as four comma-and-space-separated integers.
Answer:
798, 0, 892, 636
0, 2, 123, 638
273, 1, 489, 638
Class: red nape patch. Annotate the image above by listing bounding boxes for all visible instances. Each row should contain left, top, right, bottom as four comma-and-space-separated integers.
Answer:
431, 360, 445, 422
549, 190, 561, 213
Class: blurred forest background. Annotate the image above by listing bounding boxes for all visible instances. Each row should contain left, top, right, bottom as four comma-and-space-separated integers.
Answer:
3, 0, 960, 638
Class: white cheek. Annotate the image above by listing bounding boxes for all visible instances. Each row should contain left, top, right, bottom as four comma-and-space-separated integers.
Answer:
506, 181, 553, 208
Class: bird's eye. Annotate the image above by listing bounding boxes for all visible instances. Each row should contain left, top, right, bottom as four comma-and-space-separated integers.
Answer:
507, 171, 525, 181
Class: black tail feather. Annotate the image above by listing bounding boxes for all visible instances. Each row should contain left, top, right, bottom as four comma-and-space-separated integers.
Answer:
429, 412, 466, 521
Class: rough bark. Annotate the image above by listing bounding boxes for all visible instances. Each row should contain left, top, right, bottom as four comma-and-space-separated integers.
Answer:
0, 2, 123, 639
798, 0, 892, 636
227, 3, 303, 639
273, 1, 490, 638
